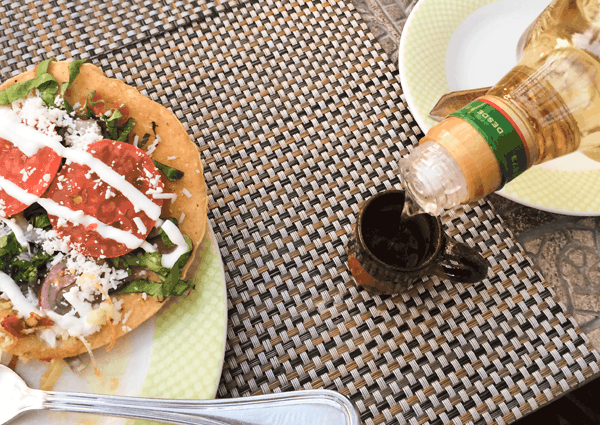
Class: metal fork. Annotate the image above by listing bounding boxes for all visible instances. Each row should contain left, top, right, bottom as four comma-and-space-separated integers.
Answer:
0, 364, 361, 425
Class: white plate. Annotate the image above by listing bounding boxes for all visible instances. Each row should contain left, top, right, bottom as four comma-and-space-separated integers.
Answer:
2, 224, 228, 425
399, 0, 600, 215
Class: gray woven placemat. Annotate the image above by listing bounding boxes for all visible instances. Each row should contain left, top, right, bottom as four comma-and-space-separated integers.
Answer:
0, 0, 238, 79
2, 0, 600, 424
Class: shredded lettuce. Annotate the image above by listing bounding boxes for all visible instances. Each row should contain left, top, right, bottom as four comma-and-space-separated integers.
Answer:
153, 161, 184, 182
116, 280, 164, 296
0, 234, 51, 286
0, 58, 86, 108
116, 235, 194, 298
59, 59, 87, 113
118, 278, 191, 297
0, 72, 58, 106
156, 218, 178, 247
117, 118, 136, 142
33, 214, 51, 229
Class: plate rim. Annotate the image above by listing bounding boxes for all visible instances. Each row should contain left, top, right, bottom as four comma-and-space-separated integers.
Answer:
398, 0, 435, 134
136, 220, 228, 401
209, 222, 228, 398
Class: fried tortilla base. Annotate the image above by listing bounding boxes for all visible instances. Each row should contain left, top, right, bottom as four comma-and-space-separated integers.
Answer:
0, 61, 208, 360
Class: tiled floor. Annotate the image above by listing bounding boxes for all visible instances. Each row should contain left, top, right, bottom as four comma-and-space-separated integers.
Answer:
352, 0, 600, 422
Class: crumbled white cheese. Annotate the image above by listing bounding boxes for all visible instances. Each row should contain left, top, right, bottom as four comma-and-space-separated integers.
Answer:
39, 328, 57, 347
152, 193, 177, 200
11, 95, 73, 138
64, 118, 104, 150
145, 134, 161, 156
112, 298, 125, 324
105, 187, 115, 199
146, 187, 163, 195
182, 188, 192, 198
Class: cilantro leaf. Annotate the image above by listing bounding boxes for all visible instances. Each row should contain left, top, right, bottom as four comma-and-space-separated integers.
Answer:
33, 214, 51, 229
0, 234, 25, 258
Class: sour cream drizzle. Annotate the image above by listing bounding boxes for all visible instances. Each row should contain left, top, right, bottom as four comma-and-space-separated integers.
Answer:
160, 219, 190, 269
0, 175, 147, 249
0, 270, 103, 341
0, 217, 28, 247
0, 271, 36, 318
0, 107, 161, 220
46, 309, 98, 338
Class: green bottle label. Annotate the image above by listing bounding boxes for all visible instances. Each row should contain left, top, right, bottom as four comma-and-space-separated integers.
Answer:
449, 99, 528, 186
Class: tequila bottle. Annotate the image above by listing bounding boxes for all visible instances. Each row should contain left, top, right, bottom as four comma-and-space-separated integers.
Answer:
399, 0, 600, 216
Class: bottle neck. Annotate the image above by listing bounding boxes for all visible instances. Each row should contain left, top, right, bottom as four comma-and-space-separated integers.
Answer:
397, 141, 469, 217
399, 95, 541, 216
427, 95, 536, 202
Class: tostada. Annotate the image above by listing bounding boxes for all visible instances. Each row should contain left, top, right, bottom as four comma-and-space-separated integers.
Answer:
0, 59, 208, 361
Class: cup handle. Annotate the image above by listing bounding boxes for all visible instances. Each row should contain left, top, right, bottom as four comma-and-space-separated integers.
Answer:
435, 237, 489, 283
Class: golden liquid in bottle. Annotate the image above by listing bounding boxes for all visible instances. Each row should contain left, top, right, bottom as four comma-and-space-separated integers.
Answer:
421, 0, 600, 202
502, 0, 600, 160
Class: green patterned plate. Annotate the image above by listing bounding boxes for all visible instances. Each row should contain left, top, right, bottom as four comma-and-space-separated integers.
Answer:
399, 0, 600, 215
5, 224, 227, 425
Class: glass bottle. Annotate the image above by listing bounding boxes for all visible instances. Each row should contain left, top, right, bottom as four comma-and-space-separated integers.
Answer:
399, 0, 600, 216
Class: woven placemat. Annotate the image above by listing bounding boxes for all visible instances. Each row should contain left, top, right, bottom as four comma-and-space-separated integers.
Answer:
2, 0, 600, 424
0, 0, 238, 80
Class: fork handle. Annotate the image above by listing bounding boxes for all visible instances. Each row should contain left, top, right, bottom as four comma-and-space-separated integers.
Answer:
41, 388, 360, 425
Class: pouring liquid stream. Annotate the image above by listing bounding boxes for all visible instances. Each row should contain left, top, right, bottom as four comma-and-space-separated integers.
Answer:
399, 193, 423, 219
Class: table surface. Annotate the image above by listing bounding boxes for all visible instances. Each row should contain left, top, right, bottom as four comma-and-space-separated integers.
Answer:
1, 0, 600, 424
